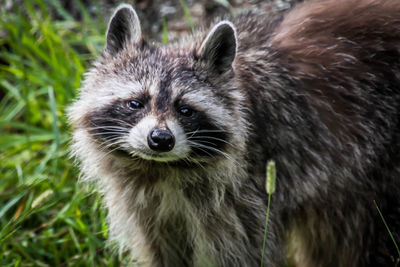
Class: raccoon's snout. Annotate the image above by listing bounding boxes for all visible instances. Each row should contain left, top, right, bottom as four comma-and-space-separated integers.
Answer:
147, 128, 175, 152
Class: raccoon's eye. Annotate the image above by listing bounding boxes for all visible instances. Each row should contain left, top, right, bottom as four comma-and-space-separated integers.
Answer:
178, 107, 194, 117
126, 100, 144, 110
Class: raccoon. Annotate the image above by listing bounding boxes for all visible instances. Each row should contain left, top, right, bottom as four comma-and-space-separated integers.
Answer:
67, 0, 400, 266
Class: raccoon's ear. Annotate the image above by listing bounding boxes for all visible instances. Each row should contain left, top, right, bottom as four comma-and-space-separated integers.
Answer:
105, 4, 142, 55
198, 21, 237, 74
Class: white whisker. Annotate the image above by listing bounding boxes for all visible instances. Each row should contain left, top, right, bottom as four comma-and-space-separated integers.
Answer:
188, 140, 237, 164
185, 129, 227, 136
188, 135, 233, 147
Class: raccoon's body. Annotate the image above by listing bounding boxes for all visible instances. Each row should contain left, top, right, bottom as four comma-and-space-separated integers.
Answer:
68, 0, 400, 266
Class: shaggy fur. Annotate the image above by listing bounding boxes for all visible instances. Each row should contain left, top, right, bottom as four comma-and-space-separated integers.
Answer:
68, 0, 400, 266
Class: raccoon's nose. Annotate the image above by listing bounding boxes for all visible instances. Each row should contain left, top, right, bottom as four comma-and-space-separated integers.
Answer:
147, 129, 175, 152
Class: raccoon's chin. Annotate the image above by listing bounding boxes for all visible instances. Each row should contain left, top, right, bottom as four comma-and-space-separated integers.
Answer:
111, 147, 187, 163
112, 148, 205, 168
134, 150, 184, 163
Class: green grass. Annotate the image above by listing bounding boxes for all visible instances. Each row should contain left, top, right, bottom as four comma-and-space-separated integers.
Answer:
178, 0, 195, 31
0, 1, 130, 265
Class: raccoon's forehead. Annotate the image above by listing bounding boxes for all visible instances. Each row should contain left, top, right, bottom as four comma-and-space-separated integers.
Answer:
98, 47, 194, 76
83, 53, 217, 109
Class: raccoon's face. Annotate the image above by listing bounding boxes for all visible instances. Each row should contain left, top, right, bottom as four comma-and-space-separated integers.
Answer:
68, 5, 243, 166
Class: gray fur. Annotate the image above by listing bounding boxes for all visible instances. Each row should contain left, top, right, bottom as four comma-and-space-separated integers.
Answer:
68, 0, 400, 266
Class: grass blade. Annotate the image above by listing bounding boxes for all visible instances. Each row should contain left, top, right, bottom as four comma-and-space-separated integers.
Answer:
178, 0, 194, 31
374, 200, 400, 258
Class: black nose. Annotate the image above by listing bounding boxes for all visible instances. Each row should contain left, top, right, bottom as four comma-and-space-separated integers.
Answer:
147, 128, 175, 152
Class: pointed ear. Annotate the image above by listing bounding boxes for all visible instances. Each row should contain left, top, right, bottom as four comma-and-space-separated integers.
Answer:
105, 4, 142, 55
198, 21, 237, 74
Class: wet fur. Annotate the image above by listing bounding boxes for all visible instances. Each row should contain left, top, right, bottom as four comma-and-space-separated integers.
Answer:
68, 0, 400, 266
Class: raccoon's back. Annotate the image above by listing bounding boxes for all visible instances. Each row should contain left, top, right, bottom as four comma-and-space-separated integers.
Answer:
234, 0, 400, 167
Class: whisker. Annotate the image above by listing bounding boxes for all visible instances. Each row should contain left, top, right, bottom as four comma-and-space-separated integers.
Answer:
95, 138, 142, 163
91, 131, 128, 137
186, 129, 227, 135
188, 141, 225, 157
188, 141, 237, 164
94, 136, 126, 154
189, 140, 219, 147
98, 141, 126, 155
96, 135, 124, 144
102, 140, 126, 150
89, 118, 134, 128
87, 126, 130, 132
186, 129, 227, 138
187, 141, 216, 158
188, 136, 233, 146
97, 145, 130, 162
